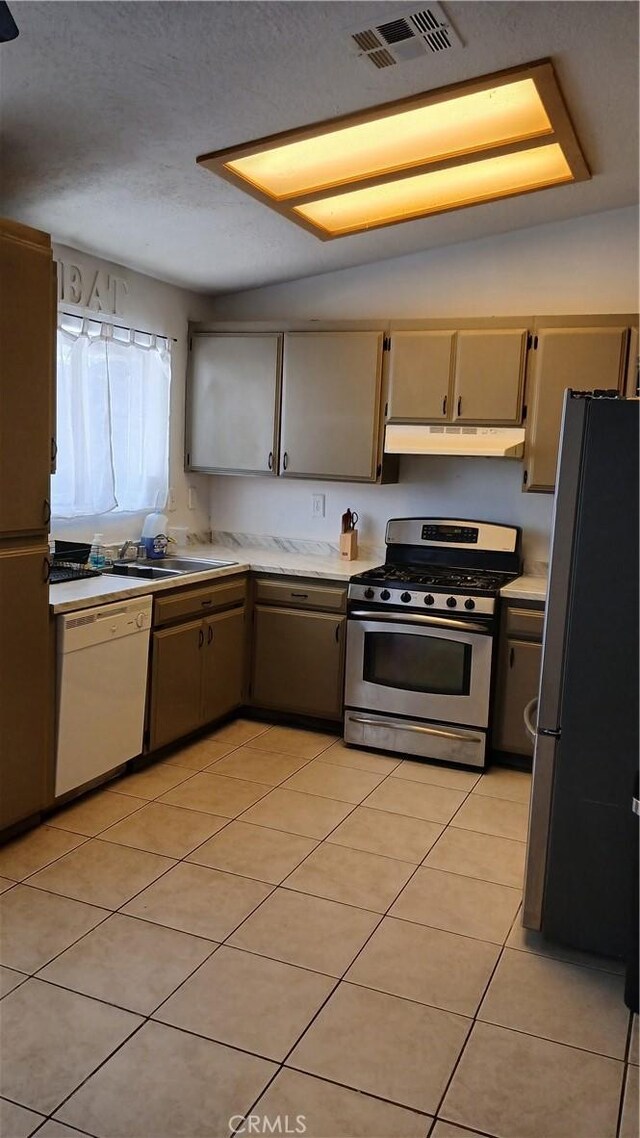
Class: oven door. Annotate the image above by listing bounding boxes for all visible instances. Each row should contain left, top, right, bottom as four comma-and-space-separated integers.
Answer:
345, 610, 493, 727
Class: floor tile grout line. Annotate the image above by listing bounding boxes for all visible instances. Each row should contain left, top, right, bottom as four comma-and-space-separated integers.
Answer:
430, 899, 525, 1125
30, 1115, 99, 1138
33, 1012, 149, 1129
615, 1018, 636, 1138
233, 1062, 436, 1138
0, 832, 93, 887
31, 930, 221, 1021
231, 775, 490, 1125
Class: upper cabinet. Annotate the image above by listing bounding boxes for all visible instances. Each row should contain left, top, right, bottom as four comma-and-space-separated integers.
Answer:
187, 333, 281, 476
452, 330, 527, 424
0, 219, 55, 536
387, 332, 454, 421
523, 323, 633, 492
386, 327, 527, 426
280, 332, 383, 481
187, 328, 393, 483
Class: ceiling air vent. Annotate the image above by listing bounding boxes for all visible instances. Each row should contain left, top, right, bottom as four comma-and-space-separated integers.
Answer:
349, 3, 463, 70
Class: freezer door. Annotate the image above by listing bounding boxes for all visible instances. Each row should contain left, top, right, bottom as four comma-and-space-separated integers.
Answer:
536, 393, 586, 732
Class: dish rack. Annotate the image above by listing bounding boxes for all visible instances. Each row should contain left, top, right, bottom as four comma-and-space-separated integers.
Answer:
50, 541, 103, 585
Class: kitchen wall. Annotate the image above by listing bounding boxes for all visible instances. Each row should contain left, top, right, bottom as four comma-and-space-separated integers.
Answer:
206, 206, 639, 568
51, 243, 212, 547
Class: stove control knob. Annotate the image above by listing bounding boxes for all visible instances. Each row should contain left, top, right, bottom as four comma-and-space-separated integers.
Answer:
464, 598, 476, 610
446, 596, 458, 608
380, 589, 390, 601
401, 591, 412, 603
364, 588, 375, 600
424, 594, 435, 606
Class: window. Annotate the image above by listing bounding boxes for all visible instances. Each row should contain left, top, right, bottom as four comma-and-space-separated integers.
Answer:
52, 315, 171, 518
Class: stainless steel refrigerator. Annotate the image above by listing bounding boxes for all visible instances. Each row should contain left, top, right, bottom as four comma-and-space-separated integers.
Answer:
523, 390, 639, 959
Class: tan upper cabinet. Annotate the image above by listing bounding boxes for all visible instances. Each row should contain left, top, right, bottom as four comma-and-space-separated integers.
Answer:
187, 333, 281, 475
523, 325, 631, 492
0, 220, 54, 536
452, 330, 527, 424
280, 331, 384, 481
386, 327, 527, 425
387, 332, 454, 422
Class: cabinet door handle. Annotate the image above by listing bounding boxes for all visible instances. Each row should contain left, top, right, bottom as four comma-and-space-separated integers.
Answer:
50, 437, 57, 464
43, 556, 51, 583
457, 396, 462, 417
207, 625, 213, 645
283, 451, 289, 471
198, 628, 205, 648
268, 451, 273, 470
291, 592, 308, 599
509, 646, 515, 668
43, 498, 51, 525
201, 599, 213, 607
442, 395, 447, 416
335, 623, 341, 643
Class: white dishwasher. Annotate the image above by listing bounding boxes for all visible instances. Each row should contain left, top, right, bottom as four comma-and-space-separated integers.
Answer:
55, 595, 153, 797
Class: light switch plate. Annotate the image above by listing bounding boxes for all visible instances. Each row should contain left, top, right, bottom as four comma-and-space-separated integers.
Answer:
312, 493, 325, 518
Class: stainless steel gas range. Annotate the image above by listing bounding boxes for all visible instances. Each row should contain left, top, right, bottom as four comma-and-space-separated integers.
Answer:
344, 518, 522, 768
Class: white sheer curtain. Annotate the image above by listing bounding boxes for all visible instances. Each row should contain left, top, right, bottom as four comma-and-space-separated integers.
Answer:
52, 315, 171, 518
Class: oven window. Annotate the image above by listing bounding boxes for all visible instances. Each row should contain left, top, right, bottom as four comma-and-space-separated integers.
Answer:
363, 630, 472, 696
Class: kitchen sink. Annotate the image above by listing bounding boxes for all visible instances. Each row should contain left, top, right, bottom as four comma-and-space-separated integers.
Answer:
106, 563, 183, 579
159, 557, 239, 572
106, 556, 238, 580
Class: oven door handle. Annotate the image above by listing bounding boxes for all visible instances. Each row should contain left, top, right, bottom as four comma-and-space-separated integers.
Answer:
349, 610, 488, 634
348, 715, 483, 743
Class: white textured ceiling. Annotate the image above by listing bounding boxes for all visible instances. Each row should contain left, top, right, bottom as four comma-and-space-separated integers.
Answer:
1, 1, 638, 293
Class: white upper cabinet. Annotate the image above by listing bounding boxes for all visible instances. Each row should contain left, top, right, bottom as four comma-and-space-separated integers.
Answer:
452, 330, 528, 424
280, 332, 384, 481
387, 332, 454, 422
187, 333, 281, 475
387, 327, 527, 425
523, 325, 631, 492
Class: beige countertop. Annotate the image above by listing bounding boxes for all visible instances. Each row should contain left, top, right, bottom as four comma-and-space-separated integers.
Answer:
49, 545, 381, 614
50, 543, 547, 614
499, 574, 548, 603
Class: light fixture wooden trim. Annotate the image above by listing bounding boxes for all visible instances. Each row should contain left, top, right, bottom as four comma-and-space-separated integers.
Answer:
197, 59, 590, 241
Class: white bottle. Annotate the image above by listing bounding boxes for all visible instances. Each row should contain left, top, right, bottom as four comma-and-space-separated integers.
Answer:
141, 512, 168, 560
89, 533, 105, 569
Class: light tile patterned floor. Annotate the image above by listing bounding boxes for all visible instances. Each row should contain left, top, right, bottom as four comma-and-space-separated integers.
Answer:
0, 718, 637, 1138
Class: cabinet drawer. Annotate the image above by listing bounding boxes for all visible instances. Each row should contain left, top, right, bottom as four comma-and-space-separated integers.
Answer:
505, 606, 544, 641
154, 576, 246, 626
254, 578, 346, 613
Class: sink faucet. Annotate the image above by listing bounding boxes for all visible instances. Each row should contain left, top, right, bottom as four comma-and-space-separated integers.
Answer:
119, 539, 141, 561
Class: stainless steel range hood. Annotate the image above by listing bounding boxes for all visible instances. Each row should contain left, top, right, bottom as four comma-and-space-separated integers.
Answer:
384, 424, 526, 458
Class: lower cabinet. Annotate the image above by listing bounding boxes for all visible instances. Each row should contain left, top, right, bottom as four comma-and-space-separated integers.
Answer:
492, 602, 544, 757
250, 577, 347, 721
148, 576, 247, 751
0, 545, 51, 829
201, 608, 246, 723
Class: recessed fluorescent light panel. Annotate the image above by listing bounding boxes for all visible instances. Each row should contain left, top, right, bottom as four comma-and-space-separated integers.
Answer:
197, 60, 589, 240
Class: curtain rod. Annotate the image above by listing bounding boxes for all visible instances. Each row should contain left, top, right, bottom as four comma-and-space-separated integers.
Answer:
59, 310, 178, 343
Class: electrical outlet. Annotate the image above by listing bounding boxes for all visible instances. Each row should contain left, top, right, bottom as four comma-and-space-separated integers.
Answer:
312, 493, 325, 518
167, 487, 176, 512
188, 487, 196, 510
